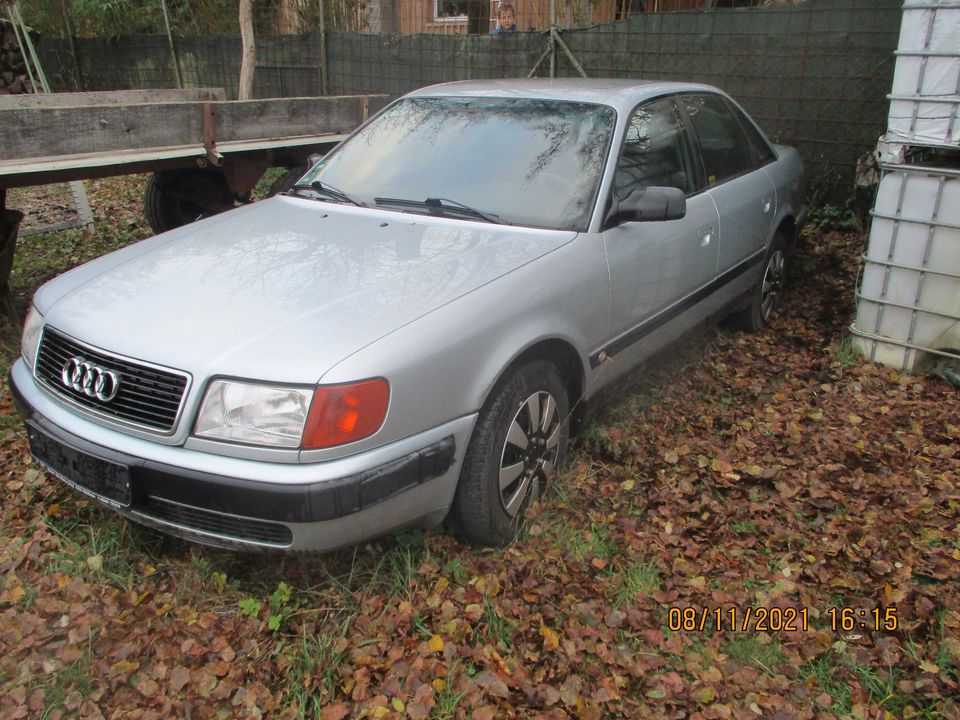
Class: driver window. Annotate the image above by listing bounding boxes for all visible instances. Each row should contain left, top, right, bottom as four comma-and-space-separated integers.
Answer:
615, 98, 697, 200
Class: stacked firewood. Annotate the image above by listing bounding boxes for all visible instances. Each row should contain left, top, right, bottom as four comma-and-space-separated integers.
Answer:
0, 18, 33, 95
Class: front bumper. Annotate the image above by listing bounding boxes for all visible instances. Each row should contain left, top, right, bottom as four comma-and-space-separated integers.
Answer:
9, 359, 475, 551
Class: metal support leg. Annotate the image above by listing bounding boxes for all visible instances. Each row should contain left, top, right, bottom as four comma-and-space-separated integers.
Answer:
0, 191, 24, 325
528, 26, 588, 79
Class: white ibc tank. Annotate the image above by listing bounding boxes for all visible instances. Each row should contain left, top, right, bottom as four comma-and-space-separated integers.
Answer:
887, 0, 960, 148
852, 165, 960, 371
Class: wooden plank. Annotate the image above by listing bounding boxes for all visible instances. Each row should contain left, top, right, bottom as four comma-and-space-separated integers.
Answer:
0, 88, 226, 110
1, 103, 205, 159
0, 134, 349, 187
213, 94, 391, 142
0, 94, 388, 168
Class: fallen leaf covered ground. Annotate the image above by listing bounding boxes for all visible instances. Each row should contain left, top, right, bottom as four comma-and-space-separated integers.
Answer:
0, 178, 957, 720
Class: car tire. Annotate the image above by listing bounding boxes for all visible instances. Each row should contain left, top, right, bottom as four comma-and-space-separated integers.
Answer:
450, 360, 569, 547
734, 231, 788, 332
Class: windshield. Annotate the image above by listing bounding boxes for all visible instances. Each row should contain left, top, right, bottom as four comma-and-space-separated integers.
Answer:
301, 96, 616, 231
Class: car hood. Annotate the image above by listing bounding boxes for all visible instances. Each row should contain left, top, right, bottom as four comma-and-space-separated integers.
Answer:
37, 196, 577, 383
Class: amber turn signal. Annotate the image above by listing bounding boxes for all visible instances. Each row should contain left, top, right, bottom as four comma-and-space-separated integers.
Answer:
302, 379, 390, 449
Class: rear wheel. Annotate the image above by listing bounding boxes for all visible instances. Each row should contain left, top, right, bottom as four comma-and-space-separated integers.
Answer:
450, 361, 569, 547
734, 232, 787, 332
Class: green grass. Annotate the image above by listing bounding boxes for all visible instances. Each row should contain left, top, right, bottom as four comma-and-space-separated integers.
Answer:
442, 557, 468, 584
613, 559, 661, 607
731, 521, 759, 534
278, 617, 351, 717
835, 336, 862, 369
799, 649, 950, 718
430, 674, 465, 720
740, 577, 771, 591
27, 627, 96, 719
933, 611, 960, 684
724, 635, 786, 675
375, 530, 430, 599
576, 421, 639, 457
44, 509, 163, 591
480, 597, 515, 650
798, 654, 851, 713
252, 167, 289, 200
555, 522, 618, 564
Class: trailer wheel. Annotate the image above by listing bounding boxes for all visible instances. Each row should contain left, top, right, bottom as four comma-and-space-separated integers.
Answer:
144, 170, 234, 234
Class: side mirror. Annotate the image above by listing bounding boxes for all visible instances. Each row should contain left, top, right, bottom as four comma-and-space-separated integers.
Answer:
609, 186, 686, 226
307, 153, 325, 168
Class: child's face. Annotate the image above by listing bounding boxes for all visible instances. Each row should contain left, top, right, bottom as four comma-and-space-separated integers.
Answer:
499, 10, 515, 28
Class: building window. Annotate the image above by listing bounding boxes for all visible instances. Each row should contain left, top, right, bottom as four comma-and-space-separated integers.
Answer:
436, 0, 469, 19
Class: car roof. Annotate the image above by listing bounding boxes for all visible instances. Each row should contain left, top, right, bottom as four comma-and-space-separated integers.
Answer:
404, 78, 723, 113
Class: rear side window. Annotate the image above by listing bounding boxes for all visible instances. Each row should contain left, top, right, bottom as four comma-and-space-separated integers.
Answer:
730, 102, 777, 166
614, 98, 698, 199
681, 94, 756, 186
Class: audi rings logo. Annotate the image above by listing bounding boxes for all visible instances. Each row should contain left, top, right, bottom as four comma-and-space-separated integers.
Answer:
61, 356, 121, 402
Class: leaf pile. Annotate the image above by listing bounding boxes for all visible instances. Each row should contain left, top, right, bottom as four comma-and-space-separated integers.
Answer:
0, 178, 957, 719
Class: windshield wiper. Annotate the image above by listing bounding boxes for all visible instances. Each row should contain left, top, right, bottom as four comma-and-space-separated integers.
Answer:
288, 181, 365, 207
375, 196, 504, 224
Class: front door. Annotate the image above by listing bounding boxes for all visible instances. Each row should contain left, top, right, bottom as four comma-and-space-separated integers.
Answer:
598, 96, 719, 373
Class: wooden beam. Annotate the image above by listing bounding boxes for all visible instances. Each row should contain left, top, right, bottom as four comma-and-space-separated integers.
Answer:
213, 96, 389, 142
0, 94, 389, 175
2, 103, 205, 159
0, 136, 348, 189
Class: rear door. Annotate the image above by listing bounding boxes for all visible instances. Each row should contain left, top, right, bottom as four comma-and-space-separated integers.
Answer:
679, 94, 776, 273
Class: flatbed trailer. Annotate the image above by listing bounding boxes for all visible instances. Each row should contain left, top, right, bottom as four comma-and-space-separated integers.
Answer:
0, 89, 390, 319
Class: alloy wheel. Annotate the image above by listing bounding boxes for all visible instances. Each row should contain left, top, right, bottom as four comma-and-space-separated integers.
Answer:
760, 249, 785, 322
498, 390, 562, 517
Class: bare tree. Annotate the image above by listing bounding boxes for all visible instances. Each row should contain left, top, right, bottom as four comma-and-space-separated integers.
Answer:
271, 0, 302, 33
239, 0, 255, 100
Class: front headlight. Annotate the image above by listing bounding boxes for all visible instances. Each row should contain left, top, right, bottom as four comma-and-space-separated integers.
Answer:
195, 380, 314, 448
21, 305, 43, 370
194, 377, 390, 449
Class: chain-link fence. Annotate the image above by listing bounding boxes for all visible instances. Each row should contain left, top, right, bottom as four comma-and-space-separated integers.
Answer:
36, 32, 328, 99
34, 0, 902, 200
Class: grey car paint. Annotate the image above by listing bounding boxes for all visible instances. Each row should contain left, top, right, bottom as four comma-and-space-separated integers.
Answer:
12, 79, 806, 551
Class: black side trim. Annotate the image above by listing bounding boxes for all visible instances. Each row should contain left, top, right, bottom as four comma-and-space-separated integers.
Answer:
135, 435, 457, 523
589, 249, 765, 367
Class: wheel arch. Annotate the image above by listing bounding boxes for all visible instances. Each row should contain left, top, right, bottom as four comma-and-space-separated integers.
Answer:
775, 215, 798, 254
479, 337, 587, 432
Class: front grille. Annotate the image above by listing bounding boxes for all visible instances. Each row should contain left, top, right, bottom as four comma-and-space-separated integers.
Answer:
139, 497, 293, 546
35, 327, 189, 433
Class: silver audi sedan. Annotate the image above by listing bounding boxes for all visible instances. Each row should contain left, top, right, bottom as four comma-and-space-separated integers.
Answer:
10, 79, 805, 552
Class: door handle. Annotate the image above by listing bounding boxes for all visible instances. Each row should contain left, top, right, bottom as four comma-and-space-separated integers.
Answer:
763, 197, 772, 213
699, 226, 713, 247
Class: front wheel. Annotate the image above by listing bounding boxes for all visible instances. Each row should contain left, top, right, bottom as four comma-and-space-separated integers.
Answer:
450, 361, 569, 547
734, 232, 787, 332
